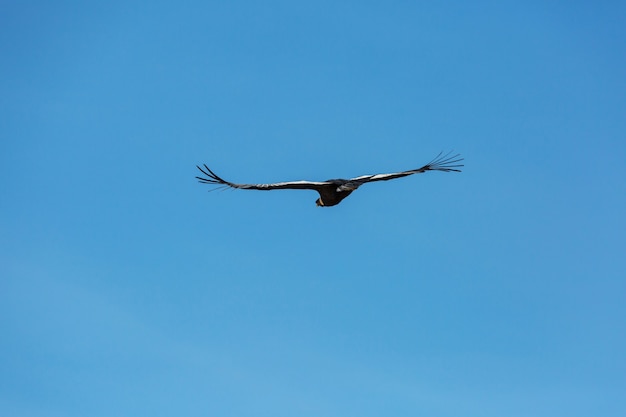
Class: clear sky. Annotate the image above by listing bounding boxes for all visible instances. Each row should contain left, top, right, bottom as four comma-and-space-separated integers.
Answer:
2, 1, 625, 416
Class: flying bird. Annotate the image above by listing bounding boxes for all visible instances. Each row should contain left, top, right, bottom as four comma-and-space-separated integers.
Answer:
196, 151, 463, 207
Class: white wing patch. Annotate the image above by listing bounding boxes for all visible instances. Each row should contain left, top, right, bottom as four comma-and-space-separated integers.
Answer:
255, 180, 329, 187
351, 172, 413, 181
369, 172, 415, 180
274, 180, 328, 186
351, 174, 376, 181
240, 180, 331, 190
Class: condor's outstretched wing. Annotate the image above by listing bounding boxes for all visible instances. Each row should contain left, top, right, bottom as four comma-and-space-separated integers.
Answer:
350, 151, 464, 184
196, 164, 329, 191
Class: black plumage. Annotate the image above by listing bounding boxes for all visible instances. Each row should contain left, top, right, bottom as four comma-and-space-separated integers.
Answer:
196, 151, 463, 207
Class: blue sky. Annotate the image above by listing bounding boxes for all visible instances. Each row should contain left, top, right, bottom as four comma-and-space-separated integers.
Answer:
1, 1, 625, 416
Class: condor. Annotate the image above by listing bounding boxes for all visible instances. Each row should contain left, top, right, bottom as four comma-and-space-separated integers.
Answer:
196, 151, 463, 207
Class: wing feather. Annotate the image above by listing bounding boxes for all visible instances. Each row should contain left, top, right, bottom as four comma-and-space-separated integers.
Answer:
196, 165, 328, 191
350, 151, 463, 184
